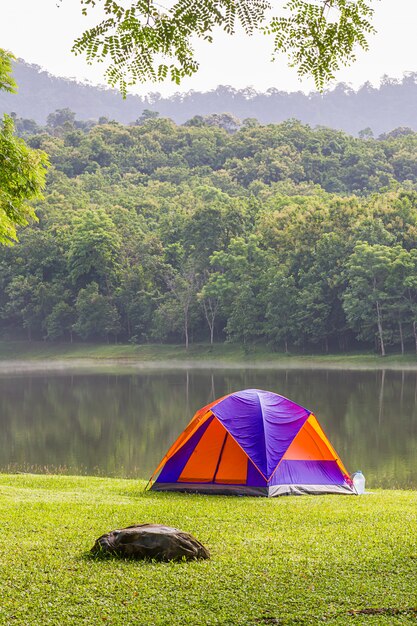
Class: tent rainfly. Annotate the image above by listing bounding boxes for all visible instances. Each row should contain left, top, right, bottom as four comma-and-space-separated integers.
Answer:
148, 389, 356, 496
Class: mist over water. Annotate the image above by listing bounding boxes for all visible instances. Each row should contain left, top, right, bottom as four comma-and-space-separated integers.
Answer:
1, 367, 417, 488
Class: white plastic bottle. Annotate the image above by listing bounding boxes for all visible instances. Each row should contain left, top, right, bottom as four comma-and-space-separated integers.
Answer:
352, 471, 366, 495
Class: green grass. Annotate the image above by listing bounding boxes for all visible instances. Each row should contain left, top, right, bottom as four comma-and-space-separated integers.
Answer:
1, 340, 417, 369
1, 474, 417, 625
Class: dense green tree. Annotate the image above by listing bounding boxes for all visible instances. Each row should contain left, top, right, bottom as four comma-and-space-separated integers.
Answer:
134, 109, 160, 125
0, 49, 16, 93
343, 244, 402, 355
117, 233, 163, 343
156, 256, 200, 349
74, 282, 121, 341
208, 235, 268, 344
47, 108, 76, 130
0, 49, 49, 244
45, 301, 77, 341
68, 208, 121, 292
203, 113, 241, 134
197, 275, 222, 346
226, 282, 264, 348
263, 270, 298, 352
402, 250, 417, 354
4, 276, 51, 340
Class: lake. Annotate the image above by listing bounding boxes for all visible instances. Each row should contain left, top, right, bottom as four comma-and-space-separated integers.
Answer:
1, 367, 417, 488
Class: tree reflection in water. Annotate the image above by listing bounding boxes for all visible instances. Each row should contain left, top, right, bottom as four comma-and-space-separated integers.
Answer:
1, 368, 417, 488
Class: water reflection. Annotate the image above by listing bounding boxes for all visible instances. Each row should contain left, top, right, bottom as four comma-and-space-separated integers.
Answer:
1, 368, 417, 488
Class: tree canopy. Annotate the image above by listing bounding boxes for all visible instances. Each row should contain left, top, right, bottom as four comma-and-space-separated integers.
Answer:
0, 49, 49, 244
1, 111, 417, 354
69, 0, 376, 94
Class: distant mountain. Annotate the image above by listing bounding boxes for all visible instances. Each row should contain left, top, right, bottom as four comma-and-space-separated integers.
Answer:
1, 59, 417, 136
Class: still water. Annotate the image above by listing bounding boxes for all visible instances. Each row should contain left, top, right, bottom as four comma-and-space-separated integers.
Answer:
1, 367, 417, 488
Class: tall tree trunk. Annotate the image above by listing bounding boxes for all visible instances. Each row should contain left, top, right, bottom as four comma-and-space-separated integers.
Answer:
376, 300, 385, 356
399, 320, 404, 355
201, 298, 216, 346
413, 321, 417, 355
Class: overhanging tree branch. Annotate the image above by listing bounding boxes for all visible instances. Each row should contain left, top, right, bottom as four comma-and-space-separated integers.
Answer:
64, 0, 376, 95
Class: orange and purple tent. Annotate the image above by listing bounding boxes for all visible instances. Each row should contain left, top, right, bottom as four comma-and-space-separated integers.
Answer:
148, 388, 356, 496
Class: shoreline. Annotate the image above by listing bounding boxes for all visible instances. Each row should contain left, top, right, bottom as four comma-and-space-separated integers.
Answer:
1, 340, 417, 371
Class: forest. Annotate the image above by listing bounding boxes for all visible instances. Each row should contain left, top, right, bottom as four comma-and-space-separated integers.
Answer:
1, 111, 417, 355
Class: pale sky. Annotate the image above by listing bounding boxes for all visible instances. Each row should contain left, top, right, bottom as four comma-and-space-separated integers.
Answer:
0, 0, 416, 96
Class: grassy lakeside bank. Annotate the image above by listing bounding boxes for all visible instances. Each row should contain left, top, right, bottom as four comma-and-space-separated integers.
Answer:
1, 340, 417, 370
1, 474, 416, 626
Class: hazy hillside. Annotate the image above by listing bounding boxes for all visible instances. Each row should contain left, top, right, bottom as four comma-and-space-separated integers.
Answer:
1, 60, 417, 135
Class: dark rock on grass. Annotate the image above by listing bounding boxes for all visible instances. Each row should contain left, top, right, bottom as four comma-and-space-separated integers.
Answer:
91, 523, 210, 561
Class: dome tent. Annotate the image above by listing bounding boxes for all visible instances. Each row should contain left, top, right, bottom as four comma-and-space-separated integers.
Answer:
149, 389, 356, 497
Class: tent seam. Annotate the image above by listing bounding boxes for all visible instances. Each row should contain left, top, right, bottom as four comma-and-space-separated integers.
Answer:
267, 411, 311, 483
211, 401, 269, 482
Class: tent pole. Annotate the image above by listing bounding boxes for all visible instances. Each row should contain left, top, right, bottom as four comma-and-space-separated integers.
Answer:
212, 432, 229, 483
